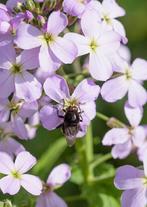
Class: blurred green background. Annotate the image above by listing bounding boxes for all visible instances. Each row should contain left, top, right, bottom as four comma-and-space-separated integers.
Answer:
0, 0, 147, 206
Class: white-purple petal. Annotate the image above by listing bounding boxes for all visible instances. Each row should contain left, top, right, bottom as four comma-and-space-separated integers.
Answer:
21, 174, 42, 196
47, 11, 68, 35
47, 164, 71, 188
124, 102, 143, 127
15, 71, 42, 102
72, 79, 100, 103
0, 175, 20, 195
40, 105, 63, 130
15, 151, 36, 173
43, 75, 70, 103
50, 36, 77, 64
101, 76, 129, 102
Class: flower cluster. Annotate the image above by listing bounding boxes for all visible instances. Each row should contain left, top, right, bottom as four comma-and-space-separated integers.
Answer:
0, 0, 146, 206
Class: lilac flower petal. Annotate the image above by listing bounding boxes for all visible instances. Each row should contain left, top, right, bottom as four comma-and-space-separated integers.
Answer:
0, 21, 10, 34
101, 76, 129, 102
36, 192, 67, 207
112, 140, 132, 159
15, 71, 42, 102
102, 128, 130, 146
50, 37, 77, 64
11, 116, 28, 140
40, 105, 63, 130
132, 58, 147, 81
15, 151, 36, 173
128, 81, 147, 107
80, 101, 96, 120
99, 31, 121, 55
18, 48, 40, 70
0, 138, 25, 158
47, 11, 68, 35
21, 174, 42, 195
36, 193, 46, 207
103, 0, 125, 18
0, 152, 14, 174
114, 165, 143, 190
89, 52, 113, 81
19, 101, 38, 119
0, 44, 16, 69
112, 19, 127, 42
64, 33, 89, 56
121, 189, 146, 207
15, 23, 42, 49
72, 79, 100, 103
44, 75, 70, 103
0, 70, 14, 98
142, 152, 147, 177
0, 33, 12, 47
0, 175, 20, 195
0, 98, 9, 122
124, 102, 143, 126
63, 0, 85, 17
118, 45, 131, 62
47, 164, 71, 188
39, 44, 61, 74
132, 126, 146, 147
81, 11, 100, 38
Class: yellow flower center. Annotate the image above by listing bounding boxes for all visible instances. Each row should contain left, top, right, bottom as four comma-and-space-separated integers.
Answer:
11, 64, 22, 74
89, 39, 99, 52
63, 98, 78, 109
11, 170, 22, 179
125, 68, 132, 80
102, 15, 111, 24
142, 177, 147, 186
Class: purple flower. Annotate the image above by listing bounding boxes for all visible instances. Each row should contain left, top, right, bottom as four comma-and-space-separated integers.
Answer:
89, 0, 127, 43
0, 43, 42, 102
36, 164, 71, 207
65, 11, 120, 81
40, 75, 100, 145
102, 102, 146, 159
101, 58, 147, 107
15, 11, 78, 74
114, 154, 147, 207
0, 151, 42, 195
63, 0, 91, 18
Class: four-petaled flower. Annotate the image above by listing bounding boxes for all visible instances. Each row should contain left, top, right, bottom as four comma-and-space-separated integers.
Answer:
0, 151, 42, 195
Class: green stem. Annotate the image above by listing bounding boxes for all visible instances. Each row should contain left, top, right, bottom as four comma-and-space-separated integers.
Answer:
96, 112, 109, 122
90, 172, 115, 183
90, 153, 112, 170
85, 125, 94, 163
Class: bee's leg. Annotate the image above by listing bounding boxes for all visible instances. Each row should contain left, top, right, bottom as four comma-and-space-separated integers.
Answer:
53, 105, 64, 118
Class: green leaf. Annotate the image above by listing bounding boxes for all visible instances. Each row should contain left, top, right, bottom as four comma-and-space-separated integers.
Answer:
32, 137, 67, 178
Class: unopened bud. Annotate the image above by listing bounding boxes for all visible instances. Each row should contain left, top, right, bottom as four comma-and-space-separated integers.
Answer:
107, 117, 126, 128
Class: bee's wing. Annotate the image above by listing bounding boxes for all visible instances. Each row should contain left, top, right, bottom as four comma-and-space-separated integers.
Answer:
64, 126, 79, 146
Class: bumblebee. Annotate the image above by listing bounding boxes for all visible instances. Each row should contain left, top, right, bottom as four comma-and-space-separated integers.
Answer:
57, 105, 83, 146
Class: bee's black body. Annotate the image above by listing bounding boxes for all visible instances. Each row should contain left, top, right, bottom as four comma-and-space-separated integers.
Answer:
57, 105, 83, 145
